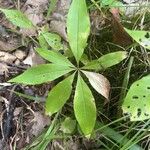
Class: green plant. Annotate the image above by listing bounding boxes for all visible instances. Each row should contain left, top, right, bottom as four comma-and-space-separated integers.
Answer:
1, 0, 127, 136
122, 28, 150, 121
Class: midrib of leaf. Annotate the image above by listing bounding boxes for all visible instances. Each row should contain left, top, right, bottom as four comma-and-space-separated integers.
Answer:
76, 0, 79, 63
35, 69, 73, 77
80, 76, 87, 123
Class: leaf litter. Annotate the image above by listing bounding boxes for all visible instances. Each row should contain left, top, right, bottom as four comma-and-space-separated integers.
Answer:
0, 0, 149, 149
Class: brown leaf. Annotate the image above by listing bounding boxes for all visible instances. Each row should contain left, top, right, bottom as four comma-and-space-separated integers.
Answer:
50, 20, 67, 41
49, 0, 71, 40
0, 39, 21, 52
110, 8, 132, 47
0, 51, 16, 63
0, 63, 10, 76
82, 71, 110, 101
23, 46, 45, 66
30, 111, 50, 136
20, 0, 48, 36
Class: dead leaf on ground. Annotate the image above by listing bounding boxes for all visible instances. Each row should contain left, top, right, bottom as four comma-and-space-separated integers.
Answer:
0, 63, 10, 76
25, 0, 48, 7
0, 51, 16, 63
90, 10, 106, 35
49, 0, 71, 41
0, 39, 21, 52
23, 46, 45, 66
30, 111, 50, 136
110, 8, 132, 46
14, 107, 23, 117
20, 0, 48, 36
50, 20, 67, 41
82, 71, 110, 102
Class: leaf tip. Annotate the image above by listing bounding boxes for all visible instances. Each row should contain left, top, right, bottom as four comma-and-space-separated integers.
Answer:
85, 134, 91, 139
45, 111, 53, 116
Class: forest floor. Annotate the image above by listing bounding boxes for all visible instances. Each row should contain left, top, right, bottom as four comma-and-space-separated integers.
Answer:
0, 0, 150, 150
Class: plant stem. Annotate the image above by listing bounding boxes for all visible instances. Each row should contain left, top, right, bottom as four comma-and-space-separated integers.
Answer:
118, 56, 134, 117
46, 0, 58, 19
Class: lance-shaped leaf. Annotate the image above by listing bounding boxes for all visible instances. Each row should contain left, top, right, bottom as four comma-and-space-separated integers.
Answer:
125, 28, 150, 50
82, 51, 127, 70
36, 48, 75, 68
0, 8, 33, 28
41, 32, 63, 50
122, 75, 150, 121
38, 34, 49, 50
67, 0, 90, 63
46, 74, 74, 115
74, 74, 96, 136
82, 71, 110, 100
9, 64, 74, 85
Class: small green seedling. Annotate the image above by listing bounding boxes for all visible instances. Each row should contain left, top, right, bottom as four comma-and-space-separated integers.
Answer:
1, 0, 127, 136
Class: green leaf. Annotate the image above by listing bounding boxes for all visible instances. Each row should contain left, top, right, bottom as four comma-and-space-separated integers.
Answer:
74, 74, 96, 137
67, 0, 90, 63
38, 34, 49, 50
41, 31, 63, 50
125, 28, 150, 50
9, 64, 74, 85
101, 0, 123, 8
36, 48, 75, 68
122, 75, 150, 121
0, 8, 33, 28
46, 74, 74, 115
60, 117, 76, 134
82, 51, 127, 70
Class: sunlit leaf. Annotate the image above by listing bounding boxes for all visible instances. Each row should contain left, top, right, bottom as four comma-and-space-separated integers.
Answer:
0, 8, 33, 28
74, 74, 96, 137
82, 71, 110, 100
122, 75, 150, 121
41, 31, 63, 50
36, 48, 75, 68
82, 51, 127, 70
125, 28, 150, 50
9, 64, 74, 85
67, 0, 90, 63
46, 74, 74, 115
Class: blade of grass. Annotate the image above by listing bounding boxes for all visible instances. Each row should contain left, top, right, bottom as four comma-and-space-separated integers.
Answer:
118, 56, 134, 116
96, 121, 143, 150
46, 0, 58, 19
7, 89, 44, 102
120, 120, 150, 150
95, 116, 128, 132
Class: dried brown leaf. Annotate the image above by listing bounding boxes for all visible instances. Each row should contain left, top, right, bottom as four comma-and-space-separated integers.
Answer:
30, 111, 50, 136
23, 47, 45, 66
82, 71, 110, 100
0, 51, 16, 63
0, 63, 9, 75
49, 0, 71, 40
0, 39, 21, 52
20, 0, 48, 36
